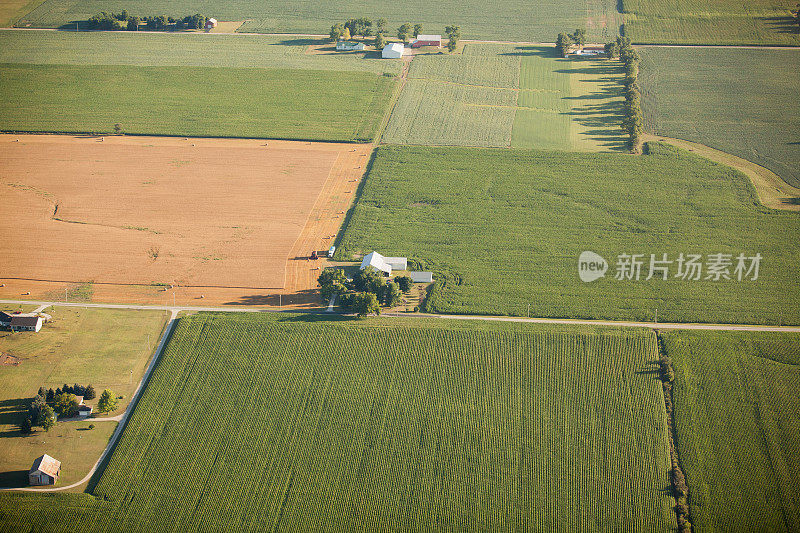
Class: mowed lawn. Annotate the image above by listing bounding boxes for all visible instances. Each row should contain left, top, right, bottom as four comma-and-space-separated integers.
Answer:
0, 313, 675, 531
0, 306, 169, 487
336, 144, 800, 324
621, 0, 800, 45
15, 0, 621, 42
0, 30, 401, 75
0, 63, 396, 141
639, 47, 800, 188
383, 44, 626, 151
661, 330, 800, 532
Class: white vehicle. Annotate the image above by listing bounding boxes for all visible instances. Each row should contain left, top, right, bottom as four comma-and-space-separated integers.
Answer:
328, 246, 336, 258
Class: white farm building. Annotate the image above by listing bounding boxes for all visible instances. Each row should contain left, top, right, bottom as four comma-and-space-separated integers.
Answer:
361, 251, 407, 276
382, 42, 404, 59
336, 41, 366, 51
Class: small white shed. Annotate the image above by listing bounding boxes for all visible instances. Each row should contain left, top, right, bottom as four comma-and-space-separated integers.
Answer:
408, 271, 433, 283
382, 42, 404, 59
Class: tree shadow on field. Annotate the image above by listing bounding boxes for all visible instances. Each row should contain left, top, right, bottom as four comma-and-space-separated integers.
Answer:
272, 38, 327, 47
636, 359, 661, 378
0, 470, 28, 488
760, 16, 800, 34
0, 398, 29, 437
500, 46, 558, 57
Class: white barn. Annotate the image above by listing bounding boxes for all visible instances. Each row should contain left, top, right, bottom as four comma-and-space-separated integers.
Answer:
336, 41, 366, 51
382, 42, 404, 59
360, 251, 407, 276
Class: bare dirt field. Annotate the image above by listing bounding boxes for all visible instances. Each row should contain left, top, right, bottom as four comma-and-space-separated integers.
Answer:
0, 134, 371, 307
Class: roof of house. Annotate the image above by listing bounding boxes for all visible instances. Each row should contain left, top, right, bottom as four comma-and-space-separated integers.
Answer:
30, 454, 61, 477
361, 251, 392, 274
0, 311, 12, 321
78, 404, 92, 411
10, 315, 41, 327
207, 18, 217, 23
415, 34, 441, 41
384, 43, 404, 53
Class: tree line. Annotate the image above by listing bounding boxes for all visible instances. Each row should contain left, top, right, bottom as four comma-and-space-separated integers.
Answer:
330, 19, 460, 52
318, 267, 415, 317
20, 384, 118, 434
86, 11, 208, 31
605, 37, 643, 152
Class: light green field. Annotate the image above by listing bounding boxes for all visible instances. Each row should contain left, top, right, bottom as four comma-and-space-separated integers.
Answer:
0, 30, 400, 74
0, 0, 46, 26
383, 45, 626, 150
14, 0, 621, 42
662, 330, 800, 532
336, 143, 800, 324
0, 313, 675, 531
639, 47, 800, 188
622, 0, 800, 45
0, 306, 169, 487
0, 63, 396, 141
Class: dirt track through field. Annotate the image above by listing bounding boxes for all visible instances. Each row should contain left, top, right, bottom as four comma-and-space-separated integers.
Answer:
0, 134, 371, 307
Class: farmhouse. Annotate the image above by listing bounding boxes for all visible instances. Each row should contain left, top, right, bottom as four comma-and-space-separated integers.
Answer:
204, 18, 217, 30
29, 454, 61, 486
382, 43, 405, 59
8, 315, 43, 332
361, 251, 407, 276
411, 34, 442, 48
336, 41, 366, 51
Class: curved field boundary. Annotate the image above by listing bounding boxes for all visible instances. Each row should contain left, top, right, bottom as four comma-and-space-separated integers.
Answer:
642, 134, 800, 212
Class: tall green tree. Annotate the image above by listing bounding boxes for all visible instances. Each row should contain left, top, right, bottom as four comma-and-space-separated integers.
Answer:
413, 24, 423, 37
84, 384, 96, 401
54, 393, 79, 418
98, 389, 118, 414
351, 292, 381, 317
445, 25, 461, 40
330, 23, 344, 42
41, 413, 54, 432
398, 23, 413, 43
374, 33, 387, 50
572, 28, 586, 47
382, 282, 403, 307
376, 18, 387, 34
556, 33, 573, 57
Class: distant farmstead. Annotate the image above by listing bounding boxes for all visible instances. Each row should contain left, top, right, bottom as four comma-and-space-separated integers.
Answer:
336, 41, 366, 51
382, 42, 404, 59
412, 34, 442, 48
29, 454, 61, 486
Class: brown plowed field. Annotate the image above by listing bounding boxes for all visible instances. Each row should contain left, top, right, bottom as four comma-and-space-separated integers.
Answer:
0, 134, 371, 307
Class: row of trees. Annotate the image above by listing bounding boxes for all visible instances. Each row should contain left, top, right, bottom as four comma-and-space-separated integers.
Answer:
607, 37, 643, 152
318, 267, 413, 317
86, 11, 207, 31
555, 29, 586, 57
20, 387, 117, 434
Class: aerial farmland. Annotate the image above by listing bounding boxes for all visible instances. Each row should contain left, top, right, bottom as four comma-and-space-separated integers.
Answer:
0, 1, 798, 532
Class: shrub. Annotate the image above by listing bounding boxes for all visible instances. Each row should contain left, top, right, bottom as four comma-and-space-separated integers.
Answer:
395, 276, 413, 293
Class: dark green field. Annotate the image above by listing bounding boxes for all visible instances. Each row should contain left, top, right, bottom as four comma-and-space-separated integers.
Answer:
336, 143, 800, 324
639, 47, 800, 189
0, 63, 395, 141
0, 313, 675, 531
662, 330, 800, 532
15, 0, 621, 42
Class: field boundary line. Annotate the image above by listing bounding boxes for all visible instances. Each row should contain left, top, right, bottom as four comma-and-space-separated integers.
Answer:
0, 300, 798, 331
643, 134, 800, 211
0, 308, 178, 493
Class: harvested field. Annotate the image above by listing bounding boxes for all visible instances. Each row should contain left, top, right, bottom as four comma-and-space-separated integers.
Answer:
0, 134, 370, 305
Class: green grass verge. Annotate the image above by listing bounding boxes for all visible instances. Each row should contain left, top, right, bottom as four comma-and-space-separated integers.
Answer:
0, 30, 400, 75
336, 143, 800, 324
661, 330, 800, 531
0, 306, 170, 487
383, 45, 626, 150
0, 63, 396, 141
0, 312, 675, 530
621, 0, 800, 45
639, 47, 800, 188
16, 0, 621, 42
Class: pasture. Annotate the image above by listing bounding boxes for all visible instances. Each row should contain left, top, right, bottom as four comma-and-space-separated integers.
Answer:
0, 63, 395, 141
14, 0, 621, 42
661, 330, 800, 531
383, 44, 626, 150
335, 143, 800, 324
639, 47, 800, 189
0, 306, 169, 487
0, 30, 400, 74
0, 135, 367, 304
0, 313, 675, 530
621, 0, 800, 45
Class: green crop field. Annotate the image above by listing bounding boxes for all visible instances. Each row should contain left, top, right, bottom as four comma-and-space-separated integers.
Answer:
336, 143, 800, 324
383, 44, 626, 150
14, 0, 621, 42
0, 313, 675, 531
0, 30, 400, 74
622, 0, 800, 45
0, 63, 396, 141
639, 47, 800, 189
661, 330, 800, 532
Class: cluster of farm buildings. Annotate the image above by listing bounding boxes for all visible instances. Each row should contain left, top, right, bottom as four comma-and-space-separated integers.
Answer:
0, 311, 44, 332
336, 34, 443, 59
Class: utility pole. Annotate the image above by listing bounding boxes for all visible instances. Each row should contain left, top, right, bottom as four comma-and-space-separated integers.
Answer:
279, 293, 282, 309
65, 288, 68, 302
655, 308, 658, 324
527, 303, 530, 318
